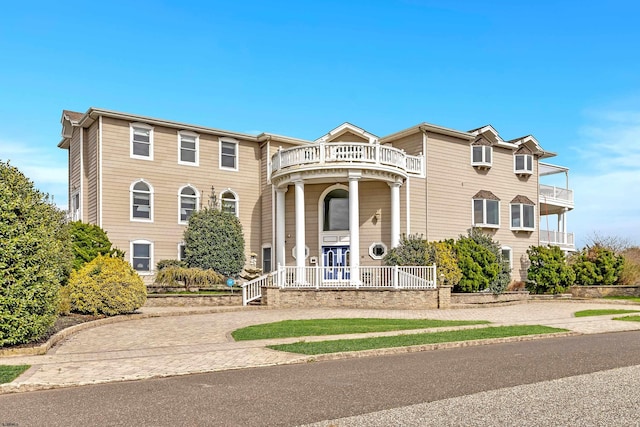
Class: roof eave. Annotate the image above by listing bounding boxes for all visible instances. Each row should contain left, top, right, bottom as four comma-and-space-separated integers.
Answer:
380, 122, 474, 143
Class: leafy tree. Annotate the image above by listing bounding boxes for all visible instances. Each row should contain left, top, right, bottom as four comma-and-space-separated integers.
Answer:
572, 244, 625, 286
0, 161, 72, 346
526, 245, 576, 294
69, 221, 123, 270
183, 207, 245, 277
383, 234, 428, 266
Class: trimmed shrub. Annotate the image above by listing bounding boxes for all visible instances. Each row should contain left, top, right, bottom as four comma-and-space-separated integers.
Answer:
66, 255, 147, 316
155, 266, 224, 290
0, 161, 72, 347
426, 241, 462, 287
183, 207, 245, 277
572, 244, 625, 286
156, 259, 187, 271
384, 234, 429, 266
526, 246, 576, 294
453, 230, 505, 293
69, 221, 123, 270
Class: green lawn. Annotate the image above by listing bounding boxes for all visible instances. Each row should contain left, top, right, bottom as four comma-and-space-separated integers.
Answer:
231, 318, 490, 341
0, 365, 30, 384
574, 309, 640, 317
267, 325, 567, 355
613, 315, 640, 322
604, 296, 640, 303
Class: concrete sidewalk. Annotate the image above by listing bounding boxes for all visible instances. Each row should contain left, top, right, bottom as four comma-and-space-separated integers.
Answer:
2, 301, 640, 394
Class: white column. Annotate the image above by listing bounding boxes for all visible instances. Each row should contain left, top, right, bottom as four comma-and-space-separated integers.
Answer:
294, 179, 306, 270
349, 172, 361, 285
275, 186, 287, 268
562, 208, 568, 244
390, 181, 401, 248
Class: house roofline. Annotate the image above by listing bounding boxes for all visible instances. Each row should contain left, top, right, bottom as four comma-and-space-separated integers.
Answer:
380, 122, 475, 143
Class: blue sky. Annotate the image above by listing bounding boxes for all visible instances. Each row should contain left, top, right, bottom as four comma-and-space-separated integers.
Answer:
1, 0, 639, 247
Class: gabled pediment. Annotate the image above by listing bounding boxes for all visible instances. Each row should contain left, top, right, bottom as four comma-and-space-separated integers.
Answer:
509, 135, 543, 155
316, 122, 379, 144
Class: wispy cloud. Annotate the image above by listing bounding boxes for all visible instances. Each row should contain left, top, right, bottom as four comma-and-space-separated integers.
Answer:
0, 138, 68, 208
569, 110, 640, 246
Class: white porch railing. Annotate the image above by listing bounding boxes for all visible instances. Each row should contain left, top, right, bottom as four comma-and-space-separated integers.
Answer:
539, 184, 574, 207
271, 142, 424, 176
241, 265, 437, 305
540, 230, 575, 249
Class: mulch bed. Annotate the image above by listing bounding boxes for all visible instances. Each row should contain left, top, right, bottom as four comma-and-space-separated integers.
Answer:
2, 313, 104, 350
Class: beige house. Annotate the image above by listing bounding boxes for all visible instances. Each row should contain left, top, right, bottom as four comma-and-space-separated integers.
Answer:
59, 108, 574, 284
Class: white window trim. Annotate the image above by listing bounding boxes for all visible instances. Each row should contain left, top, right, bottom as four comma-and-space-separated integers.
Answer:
130, 179, 154, 223
369, 242, 388, 260
472, 199, 500, 229
178, 242, 186, 261
262, 244, 272, 273
514, 154, 533, 175
501, 246, 513, 272
510, 203, 536, 231
178, 184, 200, 225
220, 188, 239, 217
178, 130, 199, 166
130, 122, 154, 161
219, 137, 239, 171
71, 190, 81, 221
130, 239, 154, 275
471, 145, 492, 168
292, 245, 310, 260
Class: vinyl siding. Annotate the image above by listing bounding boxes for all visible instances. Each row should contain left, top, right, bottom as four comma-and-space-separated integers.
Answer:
328, 131, 369, 143
69, 128, 81, 212
85, 122, 99, 224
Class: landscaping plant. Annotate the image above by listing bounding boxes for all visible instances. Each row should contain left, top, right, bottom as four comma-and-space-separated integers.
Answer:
0, 161, 72, 346
572, 244, 625, 286
526, 245, 575, 294
383, 234, 429, 266
453, 229, 506, 293
65, 254, 147, 316
69, 221, 123, 270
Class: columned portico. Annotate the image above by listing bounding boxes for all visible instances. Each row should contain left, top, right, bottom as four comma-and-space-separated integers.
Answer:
348, 171, 361, 282
275, 186, 287, 268
389, 180, 401, 248
294, 179, 305, 269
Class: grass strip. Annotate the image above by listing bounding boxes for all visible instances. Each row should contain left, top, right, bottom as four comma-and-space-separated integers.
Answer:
613, 315, 640, 322
232, 318, 490, 341
0, 365, 30, 384
574, 309, 640, 317
267, 325, 567, 355
603, 296, 640, 303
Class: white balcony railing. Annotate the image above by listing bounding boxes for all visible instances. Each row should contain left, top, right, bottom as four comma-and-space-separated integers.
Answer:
539, 184, 574, 207
540, 230, 575, 249
271, 142, 424, 176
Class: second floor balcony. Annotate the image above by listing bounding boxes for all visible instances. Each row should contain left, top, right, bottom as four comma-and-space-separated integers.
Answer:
539, 184, 574, 209
271, 142, 424, 183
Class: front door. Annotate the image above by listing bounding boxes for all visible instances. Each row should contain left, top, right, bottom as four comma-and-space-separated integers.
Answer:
322, 246, 350, 280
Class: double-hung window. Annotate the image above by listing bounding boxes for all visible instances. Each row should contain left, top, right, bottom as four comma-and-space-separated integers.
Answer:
472, 191, 500, 228
131, 240, 153, 273
514, 154, 533, 174
179, 186, 198, 223
510, 196, 535, 230
130, 123, 153, 160
221, 190, 238, 216
178, 131, 199, 165
220, 138, 238, 170
131, 180, 153, 221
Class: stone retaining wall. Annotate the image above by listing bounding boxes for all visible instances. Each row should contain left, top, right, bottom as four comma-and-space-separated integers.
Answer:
450, 291, 529, 306
145, 294, 242, 307
570, 285, 640, 298
261, 287, 441, 309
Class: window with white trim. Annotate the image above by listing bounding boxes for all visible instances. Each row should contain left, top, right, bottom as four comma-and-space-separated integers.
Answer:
178, 131, 199, 165
71, 191, 80, 221
514, 154, 533, 174
511, 203, 535, 230
131, 240, 153, 273
130, 123, 153, 160
221, 190, 238, 216
501, 246, 513, 272
219, 138, 238, 170
262, 245, 272, 273
131, 180, 153, 221
471, 145, 492, 167
179, 185, 199, 223
369, 242, 388, 260
473, 192, 500, 228
292, 246, 310, 260
178, 243, 186, 261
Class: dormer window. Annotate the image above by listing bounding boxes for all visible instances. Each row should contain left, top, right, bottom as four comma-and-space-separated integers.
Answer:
514, 154, 533, 175
510, 195, 535, 231
472, 190, 500, 228
471, 145, 492, 168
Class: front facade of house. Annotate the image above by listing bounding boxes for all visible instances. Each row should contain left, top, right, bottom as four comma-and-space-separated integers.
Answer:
59, 108, 575, 283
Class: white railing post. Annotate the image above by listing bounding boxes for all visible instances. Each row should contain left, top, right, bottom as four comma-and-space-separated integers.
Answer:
319, 142, 325, 164
316, 266, 320, 290
393, 265, 399, 289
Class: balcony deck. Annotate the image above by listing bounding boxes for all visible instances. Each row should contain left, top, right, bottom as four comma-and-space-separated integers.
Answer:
540, 230, 576, 251
539, 184, 574, 210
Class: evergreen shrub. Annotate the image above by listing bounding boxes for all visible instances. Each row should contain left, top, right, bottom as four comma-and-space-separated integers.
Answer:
69, 221, 123, 270
526, 245, 575, 294
572, 244, 625, 286
155, 266, 224, 290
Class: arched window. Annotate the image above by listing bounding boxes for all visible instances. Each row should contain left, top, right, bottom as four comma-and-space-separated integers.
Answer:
221, 190, 238, 216
323, 189, 349, 231
131, 180, 153, 221
179, 185, 199, 223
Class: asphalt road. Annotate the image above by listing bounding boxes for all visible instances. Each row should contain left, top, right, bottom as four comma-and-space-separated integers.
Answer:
2, 331, 640, 426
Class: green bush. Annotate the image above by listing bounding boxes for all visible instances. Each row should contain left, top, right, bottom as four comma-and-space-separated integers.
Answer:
0, 161, 73, 347
183, 207, 245, 277
619, 247, 640, 285
572, 244, 625, 286
526, 246, 576, 294
453, 230, 504, 293
384, 234, 429, 266
426, 241, 462, 287
69, 221, 123, 270
156, 259, 187, 271
66, 255, 147, 316
155, 266, 224, 290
